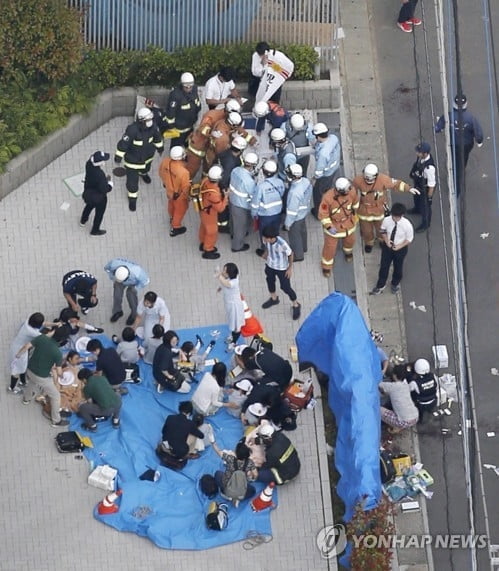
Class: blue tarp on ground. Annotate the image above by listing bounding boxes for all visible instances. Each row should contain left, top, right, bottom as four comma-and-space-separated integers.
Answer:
295, 293, 382, 521
71, 325, 274, 549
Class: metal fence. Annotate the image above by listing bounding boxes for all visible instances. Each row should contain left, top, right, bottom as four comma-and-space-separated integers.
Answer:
69, 0, 338, 67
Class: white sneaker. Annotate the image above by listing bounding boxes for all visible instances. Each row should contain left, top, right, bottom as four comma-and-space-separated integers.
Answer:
157, 383, 164, 394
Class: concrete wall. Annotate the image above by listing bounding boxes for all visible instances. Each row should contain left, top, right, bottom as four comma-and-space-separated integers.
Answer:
0, 77, 340, 200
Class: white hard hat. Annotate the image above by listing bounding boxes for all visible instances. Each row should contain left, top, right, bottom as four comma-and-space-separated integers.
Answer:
312, 122, 328, 136
270, 128, 286, 144
137, 107, 154, 122
363, 163, 379, 183
234, 378, 253, 393
234, 344, 248, 356
248, 403, 268, 418
286, 163, 303, 179
227, 111, 243, 127
243, 152, 259, 167
170, 146, 186, 160
335, 177, 350, 193
231, 135, 248, 151
208, 165, 223, 182
180, 72, 194, 85
225, 99, 241, 113
114, 266, 130, 283
414, 358, 431, 375
290, 113, 305, 130
258, 423, 275, 438
262, 159, 278, 176
253, 101, 270, 118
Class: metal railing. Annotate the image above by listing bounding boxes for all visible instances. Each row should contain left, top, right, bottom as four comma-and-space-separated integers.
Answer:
69, 0, 338, 68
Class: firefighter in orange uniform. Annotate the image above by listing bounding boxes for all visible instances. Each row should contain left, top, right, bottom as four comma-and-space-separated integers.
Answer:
352, 163, 419, 253
318, 177, 359, 278
158, 146, 191, 237
185, 100, 242, 179
197, 165, 228, 260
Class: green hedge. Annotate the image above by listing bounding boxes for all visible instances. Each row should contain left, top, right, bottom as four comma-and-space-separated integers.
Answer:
0, 44, 318, 174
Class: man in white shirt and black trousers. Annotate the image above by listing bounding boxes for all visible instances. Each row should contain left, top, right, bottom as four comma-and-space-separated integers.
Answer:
370, 203, 414, 295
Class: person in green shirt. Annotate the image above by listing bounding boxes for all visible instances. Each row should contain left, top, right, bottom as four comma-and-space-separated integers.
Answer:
77, 368, 122, 432
18, 325, 71, 427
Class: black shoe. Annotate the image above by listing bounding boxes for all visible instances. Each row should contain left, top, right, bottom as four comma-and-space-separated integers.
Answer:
91, 327, 104, 334
128, 198, 137, 212
415, 225, 428, 233
218, 226, 230, 234
202, 250, 221, 260
292, 303, 301, 320
60, 410, 72, 418
81, 308, 89, 315
344, 253, 353, 263
112, 334, 119, 344
81, 423, 97, 433
262, 297, 280, 309
51, 419, 70, 428
110, 311, 124, 323
170, 226, 187, 237
141, 174, 152, 184
126, 314, 136, 326
79, 219, 87, 227
364, 245, 373, 253
255, 248, 265, 257
199, 243, 204, 252
90, 229, 107, 236
231, 244, 250, 252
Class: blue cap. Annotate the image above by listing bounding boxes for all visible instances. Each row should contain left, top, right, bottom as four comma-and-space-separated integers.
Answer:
91, 151, 110, 164
415, 142, 431, 154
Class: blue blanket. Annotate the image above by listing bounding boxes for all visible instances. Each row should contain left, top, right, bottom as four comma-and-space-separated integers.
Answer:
72, 325, 274, 549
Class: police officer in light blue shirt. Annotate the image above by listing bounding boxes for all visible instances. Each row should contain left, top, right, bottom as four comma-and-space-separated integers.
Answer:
311, 122, 341, 218
284, 113, 315, 175
270, 128, 297, 183
104, 258, 150, 325
229, 152, 259, 252
284, 164, 312, 261
251, 159, 285, 254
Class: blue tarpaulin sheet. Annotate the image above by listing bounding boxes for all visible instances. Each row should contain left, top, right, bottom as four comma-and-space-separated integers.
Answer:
295, 293, 381, 521
71, 325, 274, 549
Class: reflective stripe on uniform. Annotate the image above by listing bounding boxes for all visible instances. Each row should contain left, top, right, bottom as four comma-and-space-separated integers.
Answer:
229, 184, 248, 198
259, 200, 282, 210
322, 256, 334, 267
188, 145, 206, 157
358, 214, 384, 222
115, 150, 125, 158
124, 161, 146, 169
132, 140, 144, 146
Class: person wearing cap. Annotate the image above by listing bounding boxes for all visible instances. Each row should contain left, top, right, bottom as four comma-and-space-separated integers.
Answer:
311, 123, 341, 218
62, 270, 99, 315
409, 142, 436, 232
352, 163, 419, 253
158, 146, 191, 237
253, 100, 289, 135
162, 72, 201, 147
435, 94, 484, 196
204, 66, 243, 111
104, 258, 150, 324
229, 152, 259, 252
80, 151, 113, 236
256, 424, 301, 485
270, 128, 298, 184
284, 112, 315, 175
283, 163, 313, 262
243, 402, 269, 426
226, 378, 253, 418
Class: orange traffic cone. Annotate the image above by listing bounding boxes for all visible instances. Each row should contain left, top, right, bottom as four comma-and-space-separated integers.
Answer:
240, 296, 263, 338
97, 489, 122, 515
251, 482, 276, 512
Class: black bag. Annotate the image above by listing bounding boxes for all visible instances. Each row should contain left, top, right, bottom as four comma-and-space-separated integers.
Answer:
250, 334, 273, 352
155, 443, 187, 470
200, 474, 219, 498
380, 449, 396, 484
165, 369, 185, 392
55, 431, 85, 453
206, 501, 229, 531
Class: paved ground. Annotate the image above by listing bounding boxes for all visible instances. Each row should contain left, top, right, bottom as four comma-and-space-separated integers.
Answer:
0, 115, 340, 571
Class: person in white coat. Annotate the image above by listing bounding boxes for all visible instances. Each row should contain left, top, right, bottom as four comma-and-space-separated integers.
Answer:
191, 362, 228, 416
216, 263, 245, 349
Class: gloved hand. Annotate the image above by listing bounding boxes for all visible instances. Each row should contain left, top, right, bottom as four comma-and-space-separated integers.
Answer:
114, 155, 122, 164
409, 187, 421, 195
107, 180, 114, 189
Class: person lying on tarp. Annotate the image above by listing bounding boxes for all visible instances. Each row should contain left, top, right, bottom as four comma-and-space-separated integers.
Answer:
161, 401, 204, 460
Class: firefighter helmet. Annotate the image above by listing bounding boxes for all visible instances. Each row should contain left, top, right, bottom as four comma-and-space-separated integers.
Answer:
137, 107, 154, 126
285, 163, 303, 180
453, 94, 467, 110
231, 135, 248, 151
227, 111, 243, 127
170, 146, 186, 161
414, 358, 431, 375
208, 165, 223, 182
114, 266, 130, 283
363, 163, 379, 184
225, 99, 241, 113
290, 113, 305, 130
335, 177, 350, 194
270, 128, 286, 145
180, 72, 195, 86
253, 101, 270, 118
312, 122, 329, 136
262, 159, 278, 177
243, 152, 259, 167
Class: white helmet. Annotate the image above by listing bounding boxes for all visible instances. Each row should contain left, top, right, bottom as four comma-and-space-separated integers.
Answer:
227, 111, 243, 127
180, 72, 194, 86
363, 163, 379, 184
312, 122, 329, 136
243, 152, 259, 167
137, 107, 154, 126
335, 177, 350, 194
286, 163, 303, 179
253, 101, 270, 118
262, 159, 278, 177
231, 135, 247, 151
225, 99, 241, 113
290, 113, 305, 131
114, 266, 130, 283
414, 358, 431, 375
170, 146, 186, 161
270, 128, 286, 145
208, 165, 223, 182
258, 423, 275, 438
